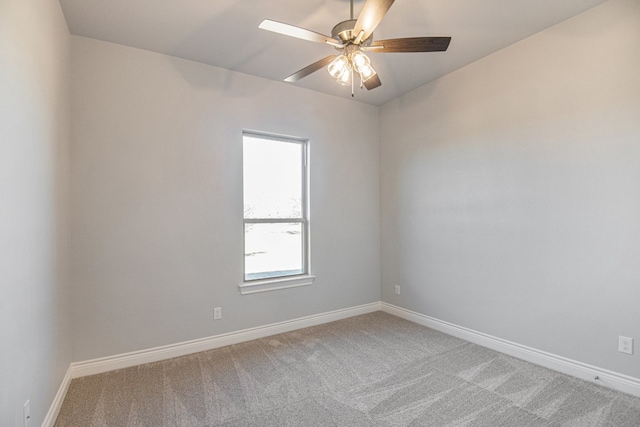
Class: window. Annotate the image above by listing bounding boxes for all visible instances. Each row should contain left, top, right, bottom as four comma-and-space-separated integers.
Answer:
240, 131, 313, 294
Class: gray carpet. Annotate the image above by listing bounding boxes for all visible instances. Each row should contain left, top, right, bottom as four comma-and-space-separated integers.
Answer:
55, 312, 640, 426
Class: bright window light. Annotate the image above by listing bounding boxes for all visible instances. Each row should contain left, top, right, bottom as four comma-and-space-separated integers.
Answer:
243, 133, 309, 281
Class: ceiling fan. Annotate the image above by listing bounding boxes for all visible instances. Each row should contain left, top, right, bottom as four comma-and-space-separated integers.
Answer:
259, 0, 451, 96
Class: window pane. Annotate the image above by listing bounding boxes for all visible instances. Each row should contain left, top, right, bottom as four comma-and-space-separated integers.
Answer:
244, 223, 303, 281
243, 136, 302, 219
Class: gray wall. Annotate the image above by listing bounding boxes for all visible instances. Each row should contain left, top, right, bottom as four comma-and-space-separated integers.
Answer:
69, 37, 381, 361
380, 0, 640, 379
0, 0, 71, 425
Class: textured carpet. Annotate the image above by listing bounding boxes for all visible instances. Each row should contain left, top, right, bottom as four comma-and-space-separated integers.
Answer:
55, 312, 640, 426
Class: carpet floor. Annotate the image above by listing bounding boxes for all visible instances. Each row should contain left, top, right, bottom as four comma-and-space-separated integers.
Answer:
55, 312, 640, 426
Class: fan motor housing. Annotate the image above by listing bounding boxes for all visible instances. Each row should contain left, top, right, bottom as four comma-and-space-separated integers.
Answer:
331, 19, 373, 46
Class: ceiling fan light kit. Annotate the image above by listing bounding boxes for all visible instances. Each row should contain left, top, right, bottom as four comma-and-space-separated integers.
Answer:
328, 48, 378, 89
259, 0, 451, 97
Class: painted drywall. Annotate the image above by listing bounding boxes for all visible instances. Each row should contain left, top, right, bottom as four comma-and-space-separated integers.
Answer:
0, 0, 71, 425
380, 0, 640, 379
69, 36, 381, 361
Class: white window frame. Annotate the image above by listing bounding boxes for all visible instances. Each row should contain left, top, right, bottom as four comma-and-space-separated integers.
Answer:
239, 131, 315, 295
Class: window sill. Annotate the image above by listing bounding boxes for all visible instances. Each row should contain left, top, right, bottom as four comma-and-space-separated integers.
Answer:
238, 275, 315, 295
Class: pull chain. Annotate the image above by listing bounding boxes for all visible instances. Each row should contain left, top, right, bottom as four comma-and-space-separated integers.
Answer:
351, 70, 354, 97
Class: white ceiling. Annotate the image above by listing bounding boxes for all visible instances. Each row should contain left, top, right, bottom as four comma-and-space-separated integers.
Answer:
59, 0, 609, 106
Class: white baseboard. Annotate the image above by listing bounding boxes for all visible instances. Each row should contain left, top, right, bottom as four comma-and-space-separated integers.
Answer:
42, 365, 72, 427
381, 302, 640, 398
70, 302, 381, 379
46, 300, 639, 424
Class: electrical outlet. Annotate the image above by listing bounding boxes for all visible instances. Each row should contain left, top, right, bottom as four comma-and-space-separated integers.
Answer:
394, 285, 400, 295
23, 400, 30, 427
619, 336, 633, 355
213, 307, 222, 320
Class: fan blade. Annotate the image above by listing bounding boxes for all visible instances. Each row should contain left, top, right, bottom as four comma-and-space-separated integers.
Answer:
259, 19, 344, 47
285, 55, 338, 82
365, 37, 451, 53
353, 0, 395, 43
363, 74, 382, 90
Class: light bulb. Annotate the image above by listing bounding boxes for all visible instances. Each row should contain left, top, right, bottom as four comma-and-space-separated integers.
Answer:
328, 55, 349, 79
351, 51, 370, 74
336, 67, 351, 85
359, 64, 374, 79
